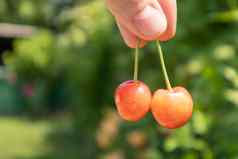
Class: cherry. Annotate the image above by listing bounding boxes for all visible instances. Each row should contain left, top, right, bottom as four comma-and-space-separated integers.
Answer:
114, 40, 151, 121
151, 87, 193, 129
151, 41, 193, 129
115, 80, 151, 121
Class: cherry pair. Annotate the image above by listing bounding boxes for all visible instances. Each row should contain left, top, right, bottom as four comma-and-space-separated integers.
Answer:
115, 80, 193, 129
114, 41, 193, 129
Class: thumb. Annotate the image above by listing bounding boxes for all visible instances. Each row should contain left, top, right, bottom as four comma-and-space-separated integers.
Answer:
133, 5, 167, 40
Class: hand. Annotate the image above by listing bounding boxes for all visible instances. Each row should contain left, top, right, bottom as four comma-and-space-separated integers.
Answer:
106, 0, 177, 48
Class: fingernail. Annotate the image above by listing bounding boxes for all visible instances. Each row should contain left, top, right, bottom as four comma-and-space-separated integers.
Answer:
133, 5, 167, 37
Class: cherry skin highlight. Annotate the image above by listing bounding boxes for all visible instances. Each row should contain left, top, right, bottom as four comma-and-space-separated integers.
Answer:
115, 80, 152, 122
151, 87, 193, 129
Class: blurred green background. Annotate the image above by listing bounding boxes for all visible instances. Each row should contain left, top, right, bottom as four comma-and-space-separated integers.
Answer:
0, 0, 238, 159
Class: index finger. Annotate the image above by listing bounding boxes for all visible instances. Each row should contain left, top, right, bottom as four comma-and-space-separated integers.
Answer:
158, 0, 177, 41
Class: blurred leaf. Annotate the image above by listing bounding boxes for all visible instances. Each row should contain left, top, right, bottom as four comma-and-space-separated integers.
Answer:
212, 10, 238, 23
186, 56, 205, 75
182, 152, 198, 159
18, 0, 35, 19
213, 45, 236, 61
142, 149, 162, 159
223, 67, 238, 88
225, 89, 238, 106
192, 111, 209, 135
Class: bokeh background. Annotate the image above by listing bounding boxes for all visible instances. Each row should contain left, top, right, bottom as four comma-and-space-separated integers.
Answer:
0, 0, 238, 159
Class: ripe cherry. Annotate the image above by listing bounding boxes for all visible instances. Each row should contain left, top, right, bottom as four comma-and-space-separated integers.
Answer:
151, 41, 194, 129
151, 87, 193, 129
115, 80, 151, 122
114, 40, 151, 121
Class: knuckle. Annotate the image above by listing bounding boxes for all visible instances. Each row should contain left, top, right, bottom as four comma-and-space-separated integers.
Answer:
105, 0, 111, 10
130, 0, 146, 11
105, 0, 116, 15
106, 0, 148, 18
122, 0, 147, 16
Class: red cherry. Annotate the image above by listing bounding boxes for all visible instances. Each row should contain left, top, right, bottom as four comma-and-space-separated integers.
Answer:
115, 80, 151, 122
151, 87, 193, 129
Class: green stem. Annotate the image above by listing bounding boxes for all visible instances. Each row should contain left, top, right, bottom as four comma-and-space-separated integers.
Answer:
156, 40, 172, 90
133, 40, 140, 81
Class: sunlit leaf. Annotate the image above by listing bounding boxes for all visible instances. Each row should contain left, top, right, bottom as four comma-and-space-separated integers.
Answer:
192, 111, 208, 135
213, 45, 236, 61
212, 10, 238, 23
225, 89, 238, 106
223, 67, 238, 88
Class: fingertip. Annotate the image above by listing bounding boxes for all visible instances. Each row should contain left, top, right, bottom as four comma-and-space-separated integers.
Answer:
127, 41, 147, 48
117, 21, 137, 48
159, 28, 176, 41
158, 0, 177, 41
117, 20, 147, 48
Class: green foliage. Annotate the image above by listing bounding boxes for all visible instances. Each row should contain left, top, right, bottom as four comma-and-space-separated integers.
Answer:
4, 31, 56, 79
0, 117, 51, 159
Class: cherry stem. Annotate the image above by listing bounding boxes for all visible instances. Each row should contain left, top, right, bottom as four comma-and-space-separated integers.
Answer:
133, 40, 140, 81
156, 40, 172, 90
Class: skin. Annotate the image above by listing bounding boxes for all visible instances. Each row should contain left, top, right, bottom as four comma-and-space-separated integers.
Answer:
151, 87, 193, 129
106, 0, 177, 48
115, 80, 151, 121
